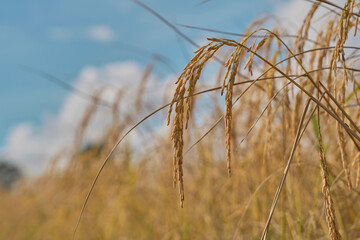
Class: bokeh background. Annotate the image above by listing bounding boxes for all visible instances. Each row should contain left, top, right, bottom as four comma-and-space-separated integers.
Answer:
0, 0, 306, 175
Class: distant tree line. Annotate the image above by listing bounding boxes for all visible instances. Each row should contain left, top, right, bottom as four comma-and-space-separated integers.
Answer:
0, 160, 21, 190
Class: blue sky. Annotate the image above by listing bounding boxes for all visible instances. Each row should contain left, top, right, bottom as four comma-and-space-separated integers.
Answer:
1, 0, 300, 171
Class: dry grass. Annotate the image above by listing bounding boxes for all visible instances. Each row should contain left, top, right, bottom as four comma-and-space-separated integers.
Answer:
1, 0, 360, 239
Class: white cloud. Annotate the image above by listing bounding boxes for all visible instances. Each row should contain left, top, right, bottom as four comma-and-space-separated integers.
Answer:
275, 0, 346, 33
1, 61, 175, 175
86, 25, 115, 42
48, 25, 117, 42
274, 0, 312, 33
274, 0, 360, 56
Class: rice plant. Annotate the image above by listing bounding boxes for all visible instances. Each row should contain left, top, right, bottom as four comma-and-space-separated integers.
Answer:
1, 1, 360, 239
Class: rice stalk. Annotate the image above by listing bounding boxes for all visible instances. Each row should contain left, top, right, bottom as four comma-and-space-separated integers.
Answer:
261, 97, 313, 239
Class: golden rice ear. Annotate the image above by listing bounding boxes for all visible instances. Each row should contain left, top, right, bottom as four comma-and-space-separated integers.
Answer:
244, 37, 267, 76
224, 46, 242, 176
171, 91, 185, 205
317, 113, 342, 240
331, 0, 355, 73
221, 54, 234, 96
321, 164, 338, 236
243, 40, 256, 76
167, 40, 225, 206
333, 2, 354, 190
168, 35, 253, 204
